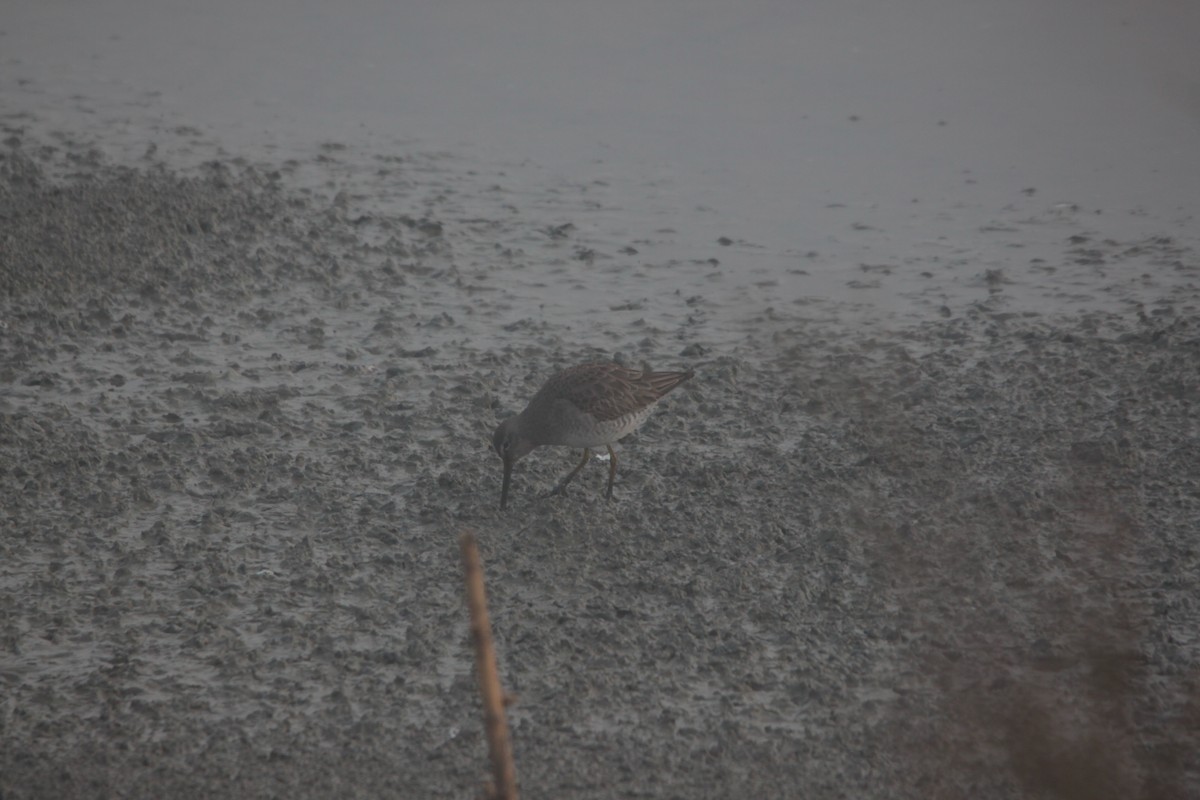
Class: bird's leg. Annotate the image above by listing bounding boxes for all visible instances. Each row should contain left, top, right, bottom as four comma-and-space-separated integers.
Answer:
545, 448, 590, 498
605, 444, 618, 500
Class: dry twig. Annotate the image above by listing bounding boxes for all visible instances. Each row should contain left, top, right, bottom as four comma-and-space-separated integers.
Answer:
460, 532, 518, 800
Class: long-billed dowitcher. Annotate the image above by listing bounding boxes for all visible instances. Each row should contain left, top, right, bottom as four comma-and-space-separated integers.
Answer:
492, 361, 693, 509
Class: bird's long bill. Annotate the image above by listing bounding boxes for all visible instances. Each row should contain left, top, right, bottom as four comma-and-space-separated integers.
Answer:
500, 456, 513, 510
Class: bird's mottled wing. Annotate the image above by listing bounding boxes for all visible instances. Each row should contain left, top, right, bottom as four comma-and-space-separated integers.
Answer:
542, 362, 692, 423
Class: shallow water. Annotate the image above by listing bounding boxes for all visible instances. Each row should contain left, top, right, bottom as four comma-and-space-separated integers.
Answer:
5, 0, 1199, 325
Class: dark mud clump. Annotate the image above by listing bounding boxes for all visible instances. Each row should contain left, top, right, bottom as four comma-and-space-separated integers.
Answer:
2, 141, 1198, 799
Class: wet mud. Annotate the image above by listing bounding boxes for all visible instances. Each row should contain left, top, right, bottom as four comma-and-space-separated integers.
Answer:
2, 137, 1198, 798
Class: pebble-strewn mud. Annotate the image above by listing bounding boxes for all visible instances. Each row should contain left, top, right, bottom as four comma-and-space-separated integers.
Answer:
2, 137, 1198, 799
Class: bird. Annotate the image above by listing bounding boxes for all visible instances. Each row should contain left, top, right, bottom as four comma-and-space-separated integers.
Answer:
492, 361, 694, 509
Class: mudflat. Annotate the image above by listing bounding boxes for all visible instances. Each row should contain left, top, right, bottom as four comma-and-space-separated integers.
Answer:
1, 131, 1197, 799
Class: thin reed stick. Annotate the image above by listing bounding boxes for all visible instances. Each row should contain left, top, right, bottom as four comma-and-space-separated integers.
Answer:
460, 532, 518, 800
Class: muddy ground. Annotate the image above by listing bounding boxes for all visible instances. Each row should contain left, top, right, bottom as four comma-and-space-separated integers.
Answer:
1, 135, 1198, 799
